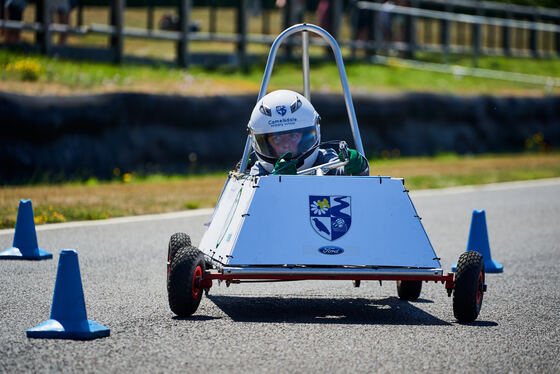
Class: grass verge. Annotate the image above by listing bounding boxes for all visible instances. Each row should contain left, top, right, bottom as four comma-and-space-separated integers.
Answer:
2, 48, 560, 97
1, 152, 559, 229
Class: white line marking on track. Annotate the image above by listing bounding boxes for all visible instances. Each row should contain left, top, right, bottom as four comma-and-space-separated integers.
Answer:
409, 177, 560, 197
0, 208, 214, 235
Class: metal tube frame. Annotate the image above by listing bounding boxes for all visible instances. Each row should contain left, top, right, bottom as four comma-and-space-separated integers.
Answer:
239, 23, 366, 174
302, 30, 311, 100
220, 267, 443, 277
297, 159, 347, 175
205, 271, 454, 283
202, 271, 456, 295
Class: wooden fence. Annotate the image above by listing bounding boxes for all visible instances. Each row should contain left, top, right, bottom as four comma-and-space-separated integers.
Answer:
354, 0, 560, 57
0, 0, 559, 68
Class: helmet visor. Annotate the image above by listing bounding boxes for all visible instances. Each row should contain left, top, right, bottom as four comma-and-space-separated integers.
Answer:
254, 126, 318, 159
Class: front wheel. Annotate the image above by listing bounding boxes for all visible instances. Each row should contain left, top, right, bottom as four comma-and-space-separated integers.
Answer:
167, 246, 205, 317
167, 232, 191, 279
453, 251, 486, 322
396, 280, 422, 301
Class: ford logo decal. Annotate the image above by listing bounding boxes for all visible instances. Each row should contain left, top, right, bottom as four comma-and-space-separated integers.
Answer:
318, 246, 344, 255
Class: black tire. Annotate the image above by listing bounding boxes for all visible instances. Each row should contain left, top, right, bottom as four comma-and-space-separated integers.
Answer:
396, 280, 422, 301
167, 246, 205, 317
453, 251, 485, 322
167, 232, 191, 278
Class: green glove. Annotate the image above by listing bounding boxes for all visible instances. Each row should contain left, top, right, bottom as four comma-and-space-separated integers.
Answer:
339, 148, 363, 175
272, 152, 298, 175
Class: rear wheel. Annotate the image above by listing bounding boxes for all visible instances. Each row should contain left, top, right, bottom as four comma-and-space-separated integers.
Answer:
396, 280, 422, 301
167, 232, 191, 278
167, 246, 205, 317
453, 251, 485, 322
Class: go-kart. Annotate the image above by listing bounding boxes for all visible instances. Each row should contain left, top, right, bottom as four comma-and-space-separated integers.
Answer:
166, 24, 486, 322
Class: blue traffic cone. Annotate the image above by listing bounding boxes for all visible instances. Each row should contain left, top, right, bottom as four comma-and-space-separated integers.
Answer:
452, 210, 503, 273
0, 199, 52, 260
27, 250, 110, 339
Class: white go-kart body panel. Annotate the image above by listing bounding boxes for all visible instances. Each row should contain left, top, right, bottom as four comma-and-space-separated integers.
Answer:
199, 175, 443, 277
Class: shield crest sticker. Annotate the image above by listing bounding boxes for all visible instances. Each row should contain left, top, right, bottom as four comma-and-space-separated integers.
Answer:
309, 195, 351, 241
276, 105, 287, 116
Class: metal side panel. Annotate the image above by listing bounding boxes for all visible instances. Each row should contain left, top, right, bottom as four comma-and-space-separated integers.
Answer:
198, 176, 257, 263
226, 175, 441, 268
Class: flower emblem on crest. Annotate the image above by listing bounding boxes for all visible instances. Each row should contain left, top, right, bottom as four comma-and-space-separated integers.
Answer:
310, 198, 330, 216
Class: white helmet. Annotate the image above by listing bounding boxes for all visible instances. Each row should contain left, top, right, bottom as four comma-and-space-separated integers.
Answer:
248, 90, 320, 173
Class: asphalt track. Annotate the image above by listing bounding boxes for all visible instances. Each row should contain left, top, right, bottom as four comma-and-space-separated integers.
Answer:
1, 178, 559, 373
